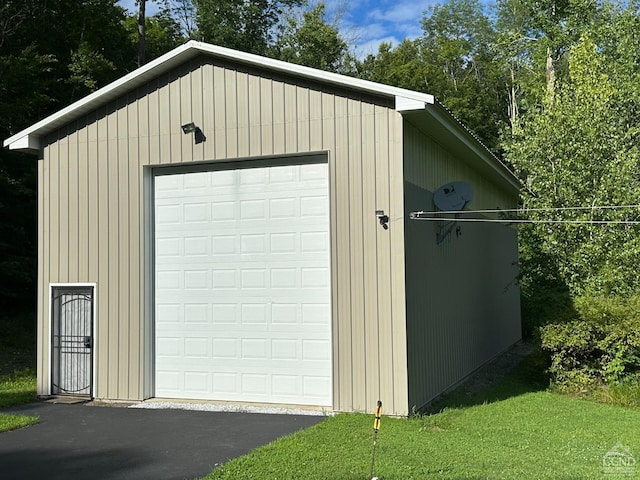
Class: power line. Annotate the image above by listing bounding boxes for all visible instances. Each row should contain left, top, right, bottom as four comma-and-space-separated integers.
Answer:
407, 203, 640, 226
408, 216, 640, 225
410, 204, 640, 217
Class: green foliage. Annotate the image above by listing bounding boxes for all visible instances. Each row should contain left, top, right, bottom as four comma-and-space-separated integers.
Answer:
593, 381, 640, 408
0, 0, 145, 316
0, 369, 38, 433
573, 295, 640, 324
0, 369, 37, 409
520, 285, 577, 340
193, 0, 303, 55
541, 295, 640, 395
124, 10, 185, 63
356, 0, 506, 150
204, 388, 640, 479
272, 3, 351, 73
505, 31, 640, 297
68, 41, 117, 92
355, 40, 425, 90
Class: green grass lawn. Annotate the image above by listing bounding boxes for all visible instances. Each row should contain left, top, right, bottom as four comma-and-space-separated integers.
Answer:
0, 369, 38, 432
202, 354, 640, 479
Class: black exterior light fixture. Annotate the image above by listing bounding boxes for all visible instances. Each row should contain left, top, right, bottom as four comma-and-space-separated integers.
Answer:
181, 122, 206, 144
376, 210, 389, 230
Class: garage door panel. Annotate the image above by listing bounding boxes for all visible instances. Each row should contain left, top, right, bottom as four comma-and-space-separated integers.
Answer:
159, 361, 332, 379
156, 372, 331, 404
157, 298, 331, 321
155, 162, 332, 406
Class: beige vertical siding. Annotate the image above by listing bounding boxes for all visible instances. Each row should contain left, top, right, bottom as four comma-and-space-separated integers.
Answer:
37, 57, 409, 414
402, 121, 521, 410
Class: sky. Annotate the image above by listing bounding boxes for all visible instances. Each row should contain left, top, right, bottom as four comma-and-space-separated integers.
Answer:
117, 0, 435, 57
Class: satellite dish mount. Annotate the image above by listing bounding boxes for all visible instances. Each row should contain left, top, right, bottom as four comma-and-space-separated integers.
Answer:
432, 181, 474, 245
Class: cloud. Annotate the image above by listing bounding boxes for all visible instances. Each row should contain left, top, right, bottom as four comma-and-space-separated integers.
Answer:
340, 0, 426, 57
368, 3, 421, 24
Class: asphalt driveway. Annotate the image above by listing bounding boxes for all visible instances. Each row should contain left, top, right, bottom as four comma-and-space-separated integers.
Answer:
0, 401, 324, 480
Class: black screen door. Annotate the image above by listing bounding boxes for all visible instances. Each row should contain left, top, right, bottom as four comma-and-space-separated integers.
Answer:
51, 286, 94, 396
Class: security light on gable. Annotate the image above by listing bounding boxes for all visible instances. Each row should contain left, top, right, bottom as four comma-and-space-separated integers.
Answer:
181, 122, 196, 134
181, 122, 206, 144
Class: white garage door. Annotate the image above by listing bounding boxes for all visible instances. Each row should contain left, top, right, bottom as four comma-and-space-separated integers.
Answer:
154, 161, 332, 406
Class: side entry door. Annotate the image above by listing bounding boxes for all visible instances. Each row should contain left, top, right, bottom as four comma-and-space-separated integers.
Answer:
51, 286, 94, 397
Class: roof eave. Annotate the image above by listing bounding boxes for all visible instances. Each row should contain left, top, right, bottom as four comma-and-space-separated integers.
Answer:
4, 40, 438, 154
3, 41, 198, 153
397, 101, 521, 193
3, 133, 40, 153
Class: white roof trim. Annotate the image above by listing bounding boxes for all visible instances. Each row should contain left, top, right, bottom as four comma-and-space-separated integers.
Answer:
395, 97, 429, 112
191, 41, 435, 106
4, 40, 435, 152
6, 134, 40, 152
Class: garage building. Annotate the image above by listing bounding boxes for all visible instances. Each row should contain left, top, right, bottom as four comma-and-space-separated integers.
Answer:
4, 41, 521, 416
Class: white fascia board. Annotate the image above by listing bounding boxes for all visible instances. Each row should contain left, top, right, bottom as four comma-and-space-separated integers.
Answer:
189, 41, 436, 107
395, 96, 432, 112
4, 40, 439, 153
4, 134, 40, 152
3, 42, 196, 153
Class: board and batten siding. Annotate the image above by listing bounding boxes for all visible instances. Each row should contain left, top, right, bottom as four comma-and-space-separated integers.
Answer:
36, 56, 410, 415
402, 121, 521, 410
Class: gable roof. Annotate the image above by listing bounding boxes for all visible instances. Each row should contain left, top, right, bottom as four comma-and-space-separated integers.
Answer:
3, 40, 519, 191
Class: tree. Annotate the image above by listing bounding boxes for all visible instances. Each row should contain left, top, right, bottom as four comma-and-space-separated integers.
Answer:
138, 0, 147, 66
356, 40, 425, 91
0, 47, 53, 314
494, 0, 540, 130
0, 0, 138, 317
504, 33, 640, 296
356, 0, 505, 151
272, 3, 351, 72
493, 0, 616, 132
125, 10, 185, 63
161, 0, 198, 38
192, 0, 303, 55
419, 0, 505, 149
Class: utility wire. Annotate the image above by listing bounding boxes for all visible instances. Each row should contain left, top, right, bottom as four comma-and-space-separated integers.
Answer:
407, 203, 640, 225
410, 204, 640, 217
408, 216, 640, 225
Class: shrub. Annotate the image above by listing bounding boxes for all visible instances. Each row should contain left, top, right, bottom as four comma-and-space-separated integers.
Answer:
521, 285, 577, 340
540, 295, 640, 397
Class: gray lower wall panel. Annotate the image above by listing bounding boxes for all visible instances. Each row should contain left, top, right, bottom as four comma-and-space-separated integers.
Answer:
403, 182, 521, 410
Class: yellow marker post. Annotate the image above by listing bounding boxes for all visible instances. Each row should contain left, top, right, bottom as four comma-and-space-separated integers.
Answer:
370, 400, 382, 480
373, 400, 382, 432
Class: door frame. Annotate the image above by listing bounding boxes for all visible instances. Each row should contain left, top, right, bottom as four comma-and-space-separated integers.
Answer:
48, 283, 97, 397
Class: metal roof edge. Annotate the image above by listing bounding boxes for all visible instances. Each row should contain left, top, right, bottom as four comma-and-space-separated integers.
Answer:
4, 41, 197, 152
188, 41, 436, 106
4, 40, 437, 153
413, 101, 521, 193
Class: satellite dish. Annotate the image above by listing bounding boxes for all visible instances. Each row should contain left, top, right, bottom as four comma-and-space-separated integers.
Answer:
433, 181, 474, 211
